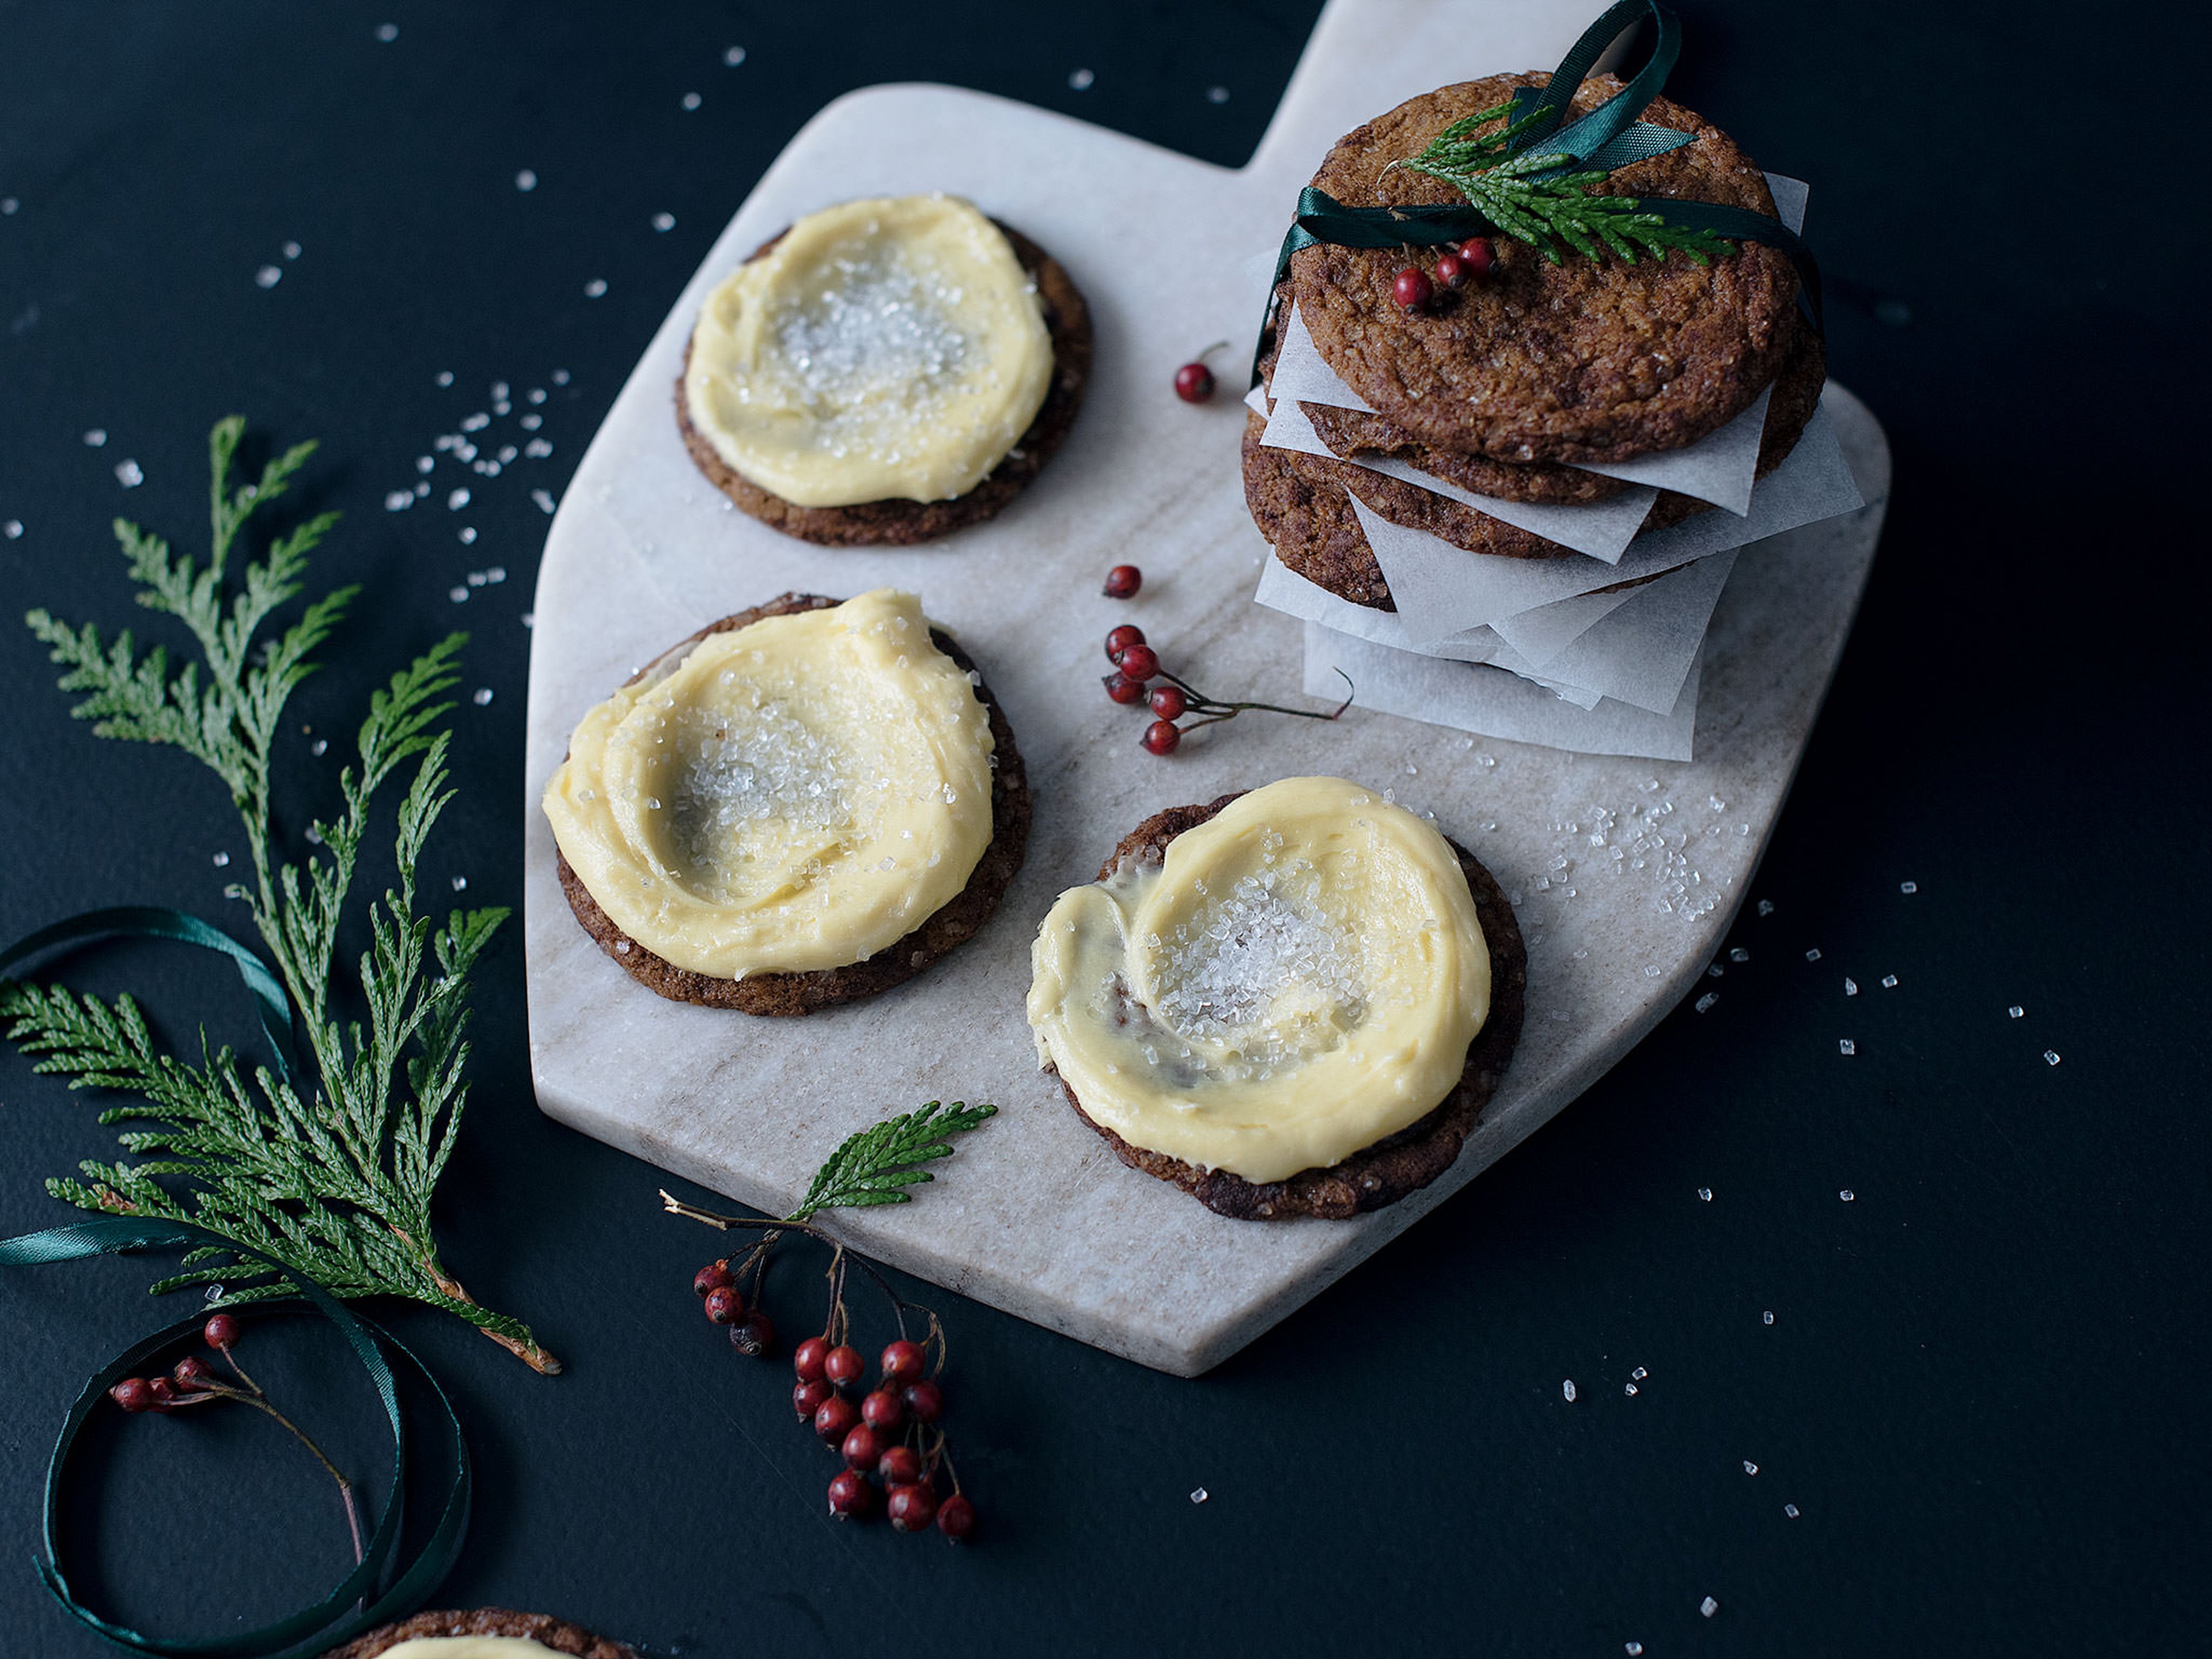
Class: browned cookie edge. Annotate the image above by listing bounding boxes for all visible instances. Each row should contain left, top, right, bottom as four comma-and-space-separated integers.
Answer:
555, 593, 1032, 1015
323, 1607, 640, 1659
676, 221, 1091, 546
1051, 791, 1527, 1221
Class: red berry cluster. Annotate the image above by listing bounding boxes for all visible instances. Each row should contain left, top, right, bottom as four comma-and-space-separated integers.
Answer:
1100, 613, 1355, 756
695, 1256, 778, 1354
695, 1251, 975, 1540
1393, 237, 1498, 310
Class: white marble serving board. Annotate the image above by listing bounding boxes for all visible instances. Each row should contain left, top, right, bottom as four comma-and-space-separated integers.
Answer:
521, 0, 1892, 1375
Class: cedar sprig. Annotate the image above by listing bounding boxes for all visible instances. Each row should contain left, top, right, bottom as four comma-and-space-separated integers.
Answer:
1392, 97, 1735, 266
1, 416, 556, 1373
787, 1101, 998, 1222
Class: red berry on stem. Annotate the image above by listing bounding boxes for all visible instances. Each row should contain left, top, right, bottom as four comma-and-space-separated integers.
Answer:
794, 1378, 834, 1421
1148, 684, 1187, 721
1102, 563, 1142, 600
841, 1423, 884, 1469
146, 1377, 179, 1413
862, 1388, 905, 1432
1115, 643, 1160, 683
1104, 624, 1146, 662
172, 1356, 215, 1392
793, 1336, 830, 1383
1142, 719, 1181, 756
1435, 252, 1469, 289
1392, 266, 1433, 309
880, 1339, 926, 1384
730, 1310, 776, 1357
824, 1344, 864, 1387
1457, 236, 1496, 274
937, 1493, 978, 1541
827, 1468, 876, 1520
692, 1259, 733, 1297
888, 1483, 938, 1533
902, 1379, 944, 1424
879, 1445, 925, 1486
814, 1393, 859, 1444
1103, 672, 1144, 706
203, 1313, 240, 1351
703, 1285, 744, 1325
1173, 361, 1216, 403
110, 1377, 154, 1414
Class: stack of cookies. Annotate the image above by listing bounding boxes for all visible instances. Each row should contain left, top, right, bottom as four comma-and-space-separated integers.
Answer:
1242, 72, 1861, 756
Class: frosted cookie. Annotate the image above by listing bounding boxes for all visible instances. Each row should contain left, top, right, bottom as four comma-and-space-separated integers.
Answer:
677, 195, 1090, 545
1027, 781, 1525, 1220
1291, 74, 1797, 465
544, 590, 1029, 1014
324, 1608, 638, 1658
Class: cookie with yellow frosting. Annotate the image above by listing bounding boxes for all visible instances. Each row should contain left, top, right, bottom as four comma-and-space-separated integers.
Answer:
546, 591, 1029, 1015
1028, 782, 1525, 1221
325, 1607, 638, 1658
677, 196, 1090, 546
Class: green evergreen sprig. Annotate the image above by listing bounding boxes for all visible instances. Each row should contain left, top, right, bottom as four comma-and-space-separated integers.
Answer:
1, 416, 557, 1373
787, 1101, 998, 1222
1392, 97, 1735, 266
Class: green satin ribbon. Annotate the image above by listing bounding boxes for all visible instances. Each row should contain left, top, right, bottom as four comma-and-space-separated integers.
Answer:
0, 1218, 471, 1658
1262, 0, 1824, 380
0, 907, 297, 1086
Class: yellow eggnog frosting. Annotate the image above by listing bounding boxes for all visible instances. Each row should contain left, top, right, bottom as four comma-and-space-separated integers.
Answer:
543, 590, 996, 978
682, 194, 1053, 507
378, 1641, 560, 1658
1027, 778, 1491, 1184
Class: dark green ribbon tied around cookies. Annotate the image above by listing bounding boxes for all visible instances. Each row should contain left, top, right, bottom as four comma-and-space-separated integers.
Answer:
1263, 0, 1824, 380
1, 911, 467, 1657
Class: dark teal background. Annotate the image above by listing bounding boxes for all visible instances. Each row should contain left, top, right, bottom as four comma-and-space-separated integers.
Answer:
1, 3, 2205, 1654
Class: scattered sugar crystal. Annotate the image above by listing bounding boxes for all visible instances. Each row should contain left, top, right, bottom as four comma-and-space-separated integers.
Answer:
486, 566, 506, 583
495, 444, 517, 463
552, 369, 570, 384
1707, 964, 1724, 978
1188, 1487, 1207, 1504
521, 611, 535, 627
652, 211, 676, 232
1756, 899, 1774, 916
446, 488, 469, 510
1626, 1646, 1643, 1657
375, 22, 398, 43
384, 490, 414, 510
1697, 1187, 1712, 1202
615, 939, 631, 953
1763, 1310, 1775, 1325
1631, 1366, 1646, 1381
1729, 946, 1749, 963
414, 480, 429, 495
1784, 1503, 1800, 1518
459, 527, 478, 544
1838, 1038, 1855, 1055
1695, 992, 1717, 1013
1207, 84, 1230, 103
1624, 1382, 1638, 1396
212, 851, 229, 867
532, 488, 556, 513
525, 438, 554, 458
461, 411, 488, 431
584, 277, 608, 297
724, 45, 747, 66
1900, 880, 1918, 893
255, 264, 282, 288
449, 586, 468, 603
2008, 1004, 2024, 1018
304, 824, 323, 845
415, 455, 435, 474
435, 370, 454, 386
472, 687, 493, 706
1743, 1460, 1759, 1475
1883, 975, 1900, 988
1, 198, 16, 214
521, 412, 543, 430
2044, 1050, 2061, 1066
681, 91, 702, 110
1839, 1188, 1855, 1202
1844, 977, 1858, 996
282, 241, 301, 259
1562, 1379, 1576, 1402
1805, 947, 1822, 961
1700, 1597, 1718, 1619
451, 876, 468, 892
83, 429, 107, 446
115, 459, 143, 487
2, 520, 20, 538
1069, 67, 1095, 89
